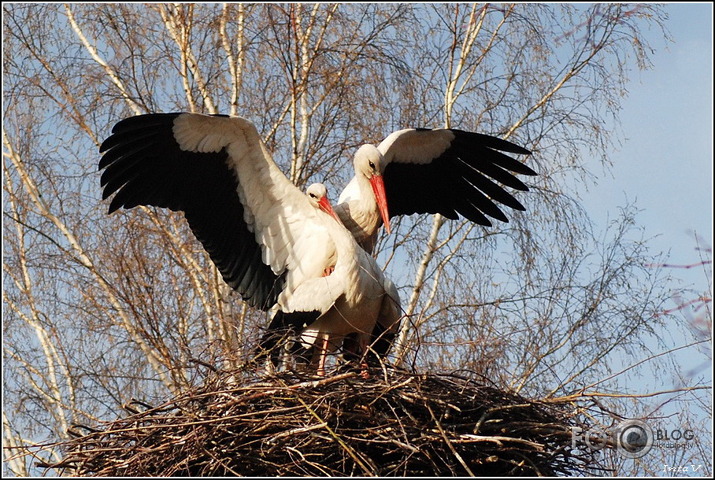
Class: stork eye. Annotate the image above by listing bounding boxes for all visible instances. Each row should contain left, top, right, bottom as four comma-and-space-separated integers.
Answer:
368, 161, 376, 170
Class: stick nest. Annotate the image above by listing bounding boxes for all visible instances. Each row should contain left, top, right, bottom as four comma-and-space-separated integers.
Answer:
43, 366, 599, 476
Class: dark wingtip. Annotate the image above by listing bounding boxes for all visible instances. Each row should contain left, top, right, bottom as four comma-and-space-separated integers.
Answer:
510, 145, 532, 156
107, 196, 124, 214
519, 162, 538, 176
98, 139, 110, 155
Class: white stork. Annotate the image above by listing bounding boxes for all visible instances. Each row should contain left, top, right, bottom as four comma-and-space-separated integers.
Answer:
263, 183, 402, 375
98, 112, 398, 376
336, 129, 536, 252
297, 184, 402, 373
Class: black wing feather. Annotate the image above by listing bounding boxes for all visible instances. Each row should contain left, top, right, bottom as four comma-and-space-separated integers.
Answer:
98, 113, 283, 310
384, 129, 535, 226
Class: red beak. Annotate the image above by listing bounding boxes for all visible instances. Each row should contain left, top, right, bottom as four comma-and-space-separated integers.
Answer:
369, 174, 391, 234
318, 196, 341, 223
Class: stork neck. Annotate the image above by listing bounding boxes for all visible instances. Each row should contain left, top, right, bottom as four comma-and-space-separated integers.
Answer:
335, 198, 381, 255
318, 210, 363, 289
355, 172, 374, 201
328, 220, 358, 268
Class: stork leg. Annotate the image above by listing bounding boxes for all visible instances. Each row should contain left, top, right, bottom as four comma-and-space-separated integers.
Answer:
316, 335, 330, 376
341, 333, 370, 378
358, 335, 370, 379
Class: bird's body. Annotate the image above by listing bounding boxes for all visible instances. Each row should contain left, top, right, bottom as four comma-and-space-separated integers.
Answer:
337, 128, 536, 253
98, 112, 535, 374
99, 113, 398, 375
291, 184, 401, 373
332, 128, 535, 360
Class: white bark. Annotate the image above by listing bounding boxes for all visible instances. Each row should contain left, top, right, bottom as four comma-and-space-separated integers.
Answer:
65, 4, 143, 116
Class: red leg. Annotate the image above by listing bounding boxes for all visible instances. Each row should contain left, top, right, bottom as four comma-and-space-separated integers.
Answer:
358, 335, 370, 379
317, 335, 330, 376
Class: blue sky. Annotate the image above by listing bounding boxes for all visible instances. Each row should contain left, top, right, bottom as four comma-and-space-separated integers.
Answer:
581, 3, 712, 297
581, 11, 712, 463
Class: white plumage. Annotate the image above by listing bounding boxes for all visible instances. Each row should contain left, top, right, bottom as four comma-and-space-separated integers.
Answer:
99, 112, 400, 375
294, 183, 401, 374
336, 127, 537, 252
98, 112, 535, 374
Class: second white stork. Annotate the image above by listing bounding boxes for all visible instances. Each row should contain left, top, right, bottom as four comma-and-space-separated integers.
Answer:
303, 184, 401, 371
336, 128, 537, 252
261, 183, 401, 375
98, 112, 397, 375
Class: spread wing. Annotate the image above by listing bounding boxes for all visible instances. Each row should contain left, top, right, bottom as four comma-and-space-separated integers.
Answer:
99, 112, 333, 310
377, 128, 536, 226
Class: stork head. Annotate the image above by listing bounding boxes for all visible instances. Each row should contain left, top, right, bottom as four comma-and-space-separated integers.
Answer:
306, 183, 341, 223
353, 145, 391, 234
